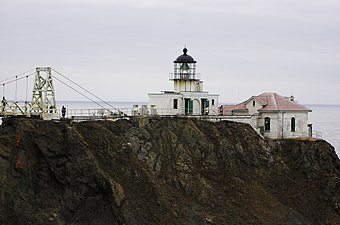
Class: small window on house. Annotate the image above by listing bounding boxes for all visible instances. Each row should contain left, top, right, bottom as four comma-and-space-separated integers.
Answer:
212, 99, 215, 105
253, 101, 256, 107
173, 99, 178, 109
265, 117, 270, 131
291, 117, 296, 132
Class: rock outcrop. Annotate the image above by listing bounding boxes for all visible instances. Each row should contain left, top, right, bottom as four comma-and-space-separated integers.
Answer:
0, 117, 339, 225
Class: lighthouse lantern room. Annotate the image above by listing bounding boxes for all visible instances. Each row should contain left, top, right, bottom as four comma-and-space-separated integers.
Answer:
170, 47, 203, 93
148, 47, 219, 116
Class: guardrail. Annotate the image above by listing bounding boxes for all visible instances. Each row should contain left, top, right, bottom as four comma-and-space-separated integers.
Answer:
169, 73, 201, 80
261, 131, 322, 139
64, 108, 132, 117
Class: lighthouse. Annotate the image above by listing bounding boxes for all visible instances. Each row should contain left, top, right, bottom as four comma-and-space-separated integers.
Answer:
171, 47, 202, 92
148, 47, 219, 116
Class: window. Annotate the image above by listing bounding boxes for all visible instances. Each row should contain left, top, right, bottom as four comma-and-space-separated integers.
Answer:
196, 82, 201, 91
264, 117, 270, 131
173, 99, 178, 109
212, 99, 215, 105
253, 101, 256, 107
291, 117, 296, 132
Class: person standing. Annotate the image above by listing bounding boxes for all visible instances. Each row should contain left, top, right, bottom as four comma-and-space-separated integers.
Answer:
61, 106, 66, 118
1, 96, 7, 114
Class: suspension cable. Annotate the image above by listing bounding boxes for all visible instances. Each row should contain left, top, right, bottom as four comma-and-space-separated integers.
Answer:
25, 76, 28, 103
52, 68, 123, 114
15, 76, 18, 102
1, 68, 125, 116
0, 72, 35, 86
52, 76, 112, 111
0, 69, 35, 83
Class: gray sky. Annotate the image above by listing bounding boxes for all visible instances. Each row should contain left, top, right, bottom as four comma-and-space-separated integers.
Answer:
1, 0, 339, 104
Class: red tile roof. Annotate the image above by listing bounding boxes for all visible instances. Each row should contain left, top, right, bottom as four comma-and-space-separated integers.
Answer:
222, 92, 311, 114
221, 103, 247, 115
254, 93, 311, 112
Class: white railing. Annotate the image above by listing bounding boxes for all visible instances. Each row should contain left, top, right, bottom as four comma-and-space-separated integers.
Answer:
0, 100, 52, 116
147, 107, 220, 116
169, 73, 201, 80
62, 108, 132, 118
262, 131, 322, 139
312, 131, 323, 139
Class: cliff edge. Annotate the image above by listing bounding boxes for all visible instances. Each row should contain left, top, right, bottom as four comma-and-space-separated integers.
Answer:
0, 117, 339, 225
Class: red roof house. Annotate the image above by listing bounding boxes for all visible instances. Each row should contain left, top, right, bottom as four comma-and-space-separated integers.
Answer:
221, 93, 312, 139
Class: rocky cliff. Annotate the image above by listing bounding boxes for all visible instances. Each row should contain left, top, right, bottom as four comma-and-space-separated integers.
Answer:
0, 117, 339, 225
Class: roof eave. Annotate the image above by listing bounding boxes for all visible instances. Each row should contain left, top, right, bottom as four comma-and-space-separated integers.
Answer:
259, 109, 312, 113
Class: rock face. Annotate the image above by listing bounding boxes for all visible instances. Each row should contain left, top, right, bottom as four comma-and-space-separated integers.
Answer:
0, 117, 339, 225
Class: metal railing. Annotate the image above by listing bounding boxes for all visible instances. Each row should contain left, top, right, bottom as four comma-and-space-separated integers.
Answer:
147, 107, 220, 116
261, 131, 322, 139
169, 73, 201, 80
64, 108, 128, 117
0, 100, 54, 117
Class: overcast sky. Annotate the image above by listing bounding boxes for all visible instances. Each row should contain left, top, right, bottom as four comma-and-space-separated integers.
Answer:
0, 0, 339, 104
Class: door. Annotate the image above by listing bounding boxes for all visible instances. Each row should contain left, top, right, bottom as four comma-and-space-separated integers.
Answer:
185, 98, 193, 115
201, 99, 209, 115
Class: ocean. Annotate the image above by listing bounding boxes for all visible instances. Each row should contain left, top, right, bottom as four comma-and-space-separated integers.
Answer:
307, 104, 340, 156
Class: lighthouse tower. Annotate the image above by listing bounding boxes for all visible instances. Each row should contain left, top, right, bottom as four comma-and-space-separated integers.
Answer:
148, 47, 219, 116
171, 48, 203, 93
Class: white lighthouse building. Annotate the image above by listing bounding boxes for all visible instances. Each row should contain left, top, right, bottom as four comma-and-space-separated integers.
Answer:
148, 48, 219, 116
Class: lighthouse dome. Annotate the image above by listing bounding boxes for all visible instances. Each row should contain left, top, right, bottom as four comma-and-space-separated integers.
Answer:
174, 48, 197, 63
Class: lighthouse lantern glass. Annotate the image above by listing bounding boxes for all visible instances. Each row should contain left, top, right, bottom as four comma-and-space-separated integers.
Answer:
180, 63, 190, 76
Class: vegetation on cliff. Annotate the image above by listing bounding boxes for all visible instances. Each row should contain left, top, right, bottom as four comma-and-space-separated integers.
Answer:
0, 117, 339, 225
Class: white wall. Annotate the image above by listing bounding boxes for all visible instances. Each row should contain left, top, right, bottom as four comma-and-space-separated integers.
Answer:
174, 80, 202, 92
223, 110, 310, 139
245, 98, 263, 115
282, 111, 309, 138
208, 94, 219, 115
148, 92, 219, 116
148, 93, 182, 115
259, 111, 309, 139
